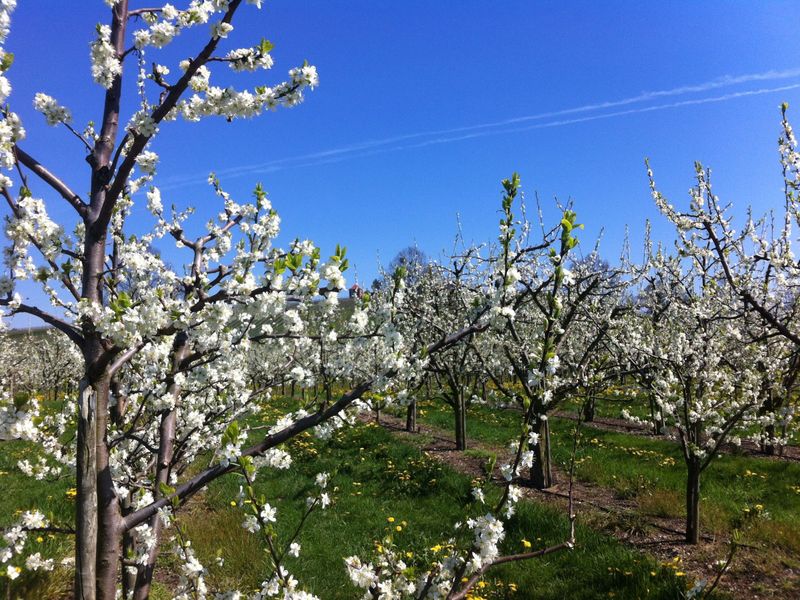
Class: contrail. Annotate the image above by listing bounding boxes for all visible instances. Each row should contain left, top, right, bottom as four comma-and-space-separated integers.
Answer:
385, 83, 800, 150
189, 83, 800, 177
159, 69, 800, 189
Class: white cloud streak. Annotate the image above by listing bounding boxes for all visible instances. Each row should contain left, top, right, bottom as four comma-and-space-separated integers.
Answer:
159, 69, 800, 189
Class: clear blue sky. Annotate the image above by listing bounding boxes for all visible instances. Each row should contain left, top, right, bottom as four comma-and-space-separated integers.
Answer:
6, 1, 800, 320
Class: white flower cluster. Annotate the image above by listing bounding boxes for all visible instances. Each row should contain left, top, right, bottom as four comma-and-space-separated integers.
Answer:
1, 510, 55, 576
33, 93, 72, 126
133, 1, 257, 50
465, 513, 505, 573
177, 64, 319, 122
6, 195, 65, 263
226, 46, 274, 72
89, 24, 121, 88
0, 1, 18, 171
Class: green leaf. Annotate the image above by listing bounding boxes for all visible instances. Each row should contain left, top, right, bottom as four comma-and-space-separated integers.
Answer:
222, 420, 240, 446
258, 38, 274, 55
0, 52, 14, 72
110, 291, 132, 319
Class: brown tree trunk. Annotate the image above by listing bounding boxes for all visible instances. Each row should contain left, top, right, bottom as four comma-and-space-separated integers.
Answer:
405, 398, 417, 432
75, 379, 98, 600
685, 459, 701, 544
648, 391, 664, 435
95, 377, 123, 600
454, 392, 467, 451
582, 395, 595, 422
762, 423, 777, 456
530, 417, 554, 489
76, 0, 129, 594
759, 390, 777, 455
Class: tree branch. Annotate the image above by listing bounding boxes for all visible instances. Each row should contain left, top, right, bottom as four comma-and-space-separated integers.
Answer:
14, 146, 88, 216
3, 302, 83, 345
122, 321, 487, 530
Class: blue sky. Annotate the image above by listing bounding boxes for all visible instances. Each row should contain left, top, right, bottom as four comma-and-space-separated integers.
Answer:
6, 1, 800, 322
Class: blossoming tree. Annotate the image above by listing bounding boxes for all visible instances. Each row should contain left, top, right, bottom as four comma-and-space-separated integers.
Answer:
0, 4, 514, 598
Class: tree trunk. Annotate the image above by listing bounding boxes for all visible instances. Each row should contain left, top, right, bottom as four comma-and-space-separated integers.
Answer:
759, 390, 777, 455
95, 377, 123, 600
762, 422, 777, 456
454, 392, 467, 451
685, 460, 701, 544
582, 395, 595, 422
530, 417, 554, 489
75, 379, 98, 600
648, 392, 664, 435
405, 398, 416, 432
78, 0, 129, 589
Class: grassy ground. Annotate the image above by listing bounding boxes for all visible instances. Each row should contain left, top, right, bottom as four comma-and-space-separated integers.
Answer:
403, 398, 800, 563
1, 411, 687, 599
169, 421, 685, 599
0, 439, 75, 598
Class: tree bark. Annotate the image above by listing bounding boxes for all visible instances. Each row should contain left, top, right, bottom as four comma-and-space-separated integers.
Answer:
648, 391, 664, 435
530, 418, 554, 489
762, 423, 777, 456
454, 392, 467, 451
95, 377, 123, 600
405, 398, 417, 432
582, 395, 595, 422
75, 379, 98, 600
77, 0, 129, 592
685, 459, 701, 544
759, 390, 777, 455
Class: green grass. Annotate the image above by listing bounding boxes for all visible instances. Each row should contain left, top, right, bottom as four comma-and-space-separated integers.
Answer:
405, 398, 800, 557
174, 421, 685, 598
0, 396, 697, 598
562, 386, 654, 422
0, 440, 75, 598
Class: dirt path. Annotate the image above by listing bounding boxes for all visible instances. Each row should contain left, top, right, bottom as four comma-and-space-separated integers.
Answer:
372, 412, 800, 599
